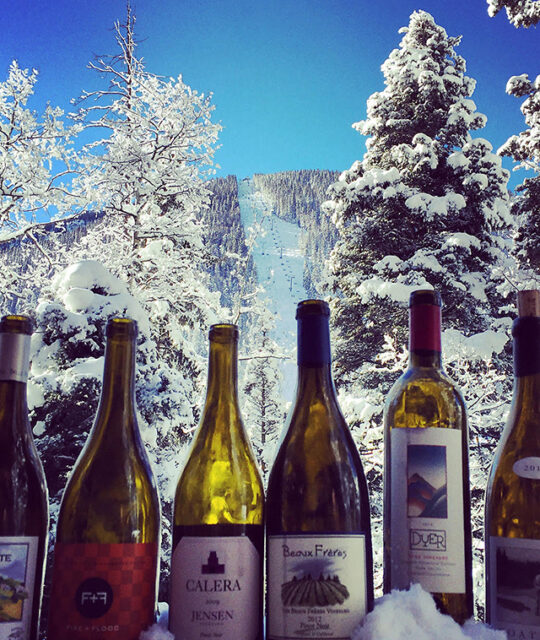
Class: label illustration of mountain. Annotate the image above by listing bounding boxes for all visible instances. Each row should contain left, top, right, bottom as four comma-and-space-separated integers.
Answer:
407, 444, 448, 518
281, 573, 350, 607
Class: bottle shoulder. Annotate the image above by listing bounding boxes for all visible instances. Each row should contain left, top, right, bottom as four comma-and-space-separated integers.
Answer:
487, 411, 540, 489
174, 412, 264, 527
57, 435, 159, 543
384, 366, 466, 430
266, 394, 369, 533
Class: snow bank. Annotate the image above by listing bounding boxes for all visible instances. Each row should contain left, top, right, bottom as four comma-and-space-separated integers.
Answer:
443, 328, 508, 361
353, 585, 505, 640
140, 587, 505, 640
139, 624, 174, 640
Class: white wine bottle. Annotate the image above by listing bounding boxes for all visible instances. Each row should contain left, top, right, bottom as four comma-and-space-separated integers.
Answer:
485, 289, 540, 634
266, 300, 373, 640
383, 289, 473, 623
169, 324, 264, 640
0, 315, 48, 640
47, 317, 160, 640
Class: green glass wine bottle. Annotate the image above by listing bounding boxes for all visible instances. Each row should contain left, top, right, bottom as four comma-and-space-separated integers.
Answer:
383, 289, 473, 623
169, 324, 264, 640
47, 317, 160, 640
0, 315, 48, 640
266, 300, 373, 640
485, 289, 540, 635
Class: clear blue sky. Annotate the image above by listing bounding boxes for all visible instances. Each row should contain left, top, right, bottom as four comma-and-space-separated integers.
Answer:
1, 0, 538, 186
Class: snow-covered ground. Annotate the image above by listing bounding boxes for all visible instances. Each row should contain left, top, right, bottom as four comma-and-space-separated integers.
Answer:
141, 584, 505, 640
238, 177, 309, 402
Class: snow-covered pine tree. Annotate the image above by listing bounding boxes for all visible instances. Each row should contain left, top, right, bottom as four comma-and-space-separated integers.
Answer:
499, 74, 540, 281
487, 0, 540, 27
324, 10, 514, 600
240, 305, 286, 482
30, 260, 193, 599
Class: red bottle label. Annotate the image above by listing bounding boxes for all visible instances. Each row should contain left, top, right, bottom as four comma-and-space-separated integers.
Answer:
409, 304, 441, 352
47, 542, 157, 640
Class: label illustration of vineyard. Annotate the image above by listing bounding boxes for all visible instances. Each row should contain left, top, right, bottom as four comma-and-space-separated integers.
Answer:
281, 559, 350, 607
494, 544, 540, 625
0, 544, 30, 624
407, 444, 448, 519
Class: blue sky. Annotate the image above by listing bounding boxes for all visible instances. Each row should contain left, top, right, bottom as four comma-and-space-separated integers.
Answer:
1, 0, 538, 185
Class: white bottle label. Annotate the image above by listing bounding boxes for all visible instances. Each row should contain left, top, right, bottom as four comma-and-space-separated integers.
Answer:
267, 534, 368, 640
0, 536, 40, 640
170, 536, 260, 640
389, 428, 466, 593
513, 457, 540, 480
489, 536, 540, 637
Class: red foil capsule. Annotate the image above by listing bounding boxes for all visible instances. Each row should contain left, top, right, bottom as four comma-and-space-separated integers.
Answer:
409, 301, 441, 353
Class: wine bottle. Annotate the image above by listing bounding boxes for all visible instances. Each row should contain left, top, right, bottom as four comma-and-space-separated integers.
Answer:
485, 289, 540, 634
383, 289, 473, 623
266, 299, 373, 640
0, 315, 48, 640
169, 324, 264, 640
47, 317, 160, 640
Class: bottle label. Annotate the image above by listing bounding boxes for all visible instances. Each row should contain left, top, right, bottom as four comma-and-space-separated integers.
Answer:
169, 536, 260, 640
0, 536, 39, 640
47, 542, 157, 640
389, 427, 466, 593
267, 534, 368, 640
513, 457, 540, 480
0, 334, 30, 382
489, 536, 540, 636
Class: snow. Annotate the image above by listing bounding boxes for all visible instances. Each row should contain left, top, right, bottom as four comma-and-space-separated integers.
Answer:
137, 586, 504, 640
237, 178, 309, 401
443, 233, 482, 251
139, 624, 174, 640
409, 250, 443, 272
448, 152, 470, 169
352, 585, 505, 640
443, 328, 508, 361
54, 260, 128, 297
357, 277, 432, 303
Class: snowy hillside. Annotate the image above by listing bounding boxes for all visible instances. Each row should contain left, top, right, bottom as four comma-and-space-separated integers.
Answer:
237, 176, 309, 400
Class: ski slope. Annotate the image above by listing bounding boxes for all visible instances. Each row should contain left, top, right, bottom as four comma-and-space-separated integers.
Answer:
238, 177, 309, 402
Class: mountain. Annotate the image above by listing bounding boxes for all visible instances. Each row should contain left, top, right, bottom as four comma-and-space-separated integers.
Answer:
0, 170, 339, 313
407, 473, 447, 518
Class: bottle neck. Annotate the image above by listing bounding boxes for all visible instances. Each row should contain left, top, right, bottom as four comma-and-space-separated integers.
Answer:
512, 316, 540, 414
296, 363, 336, 399
0, 331, 31, 445
409, 302, 442, 369
94, 332, 137, 435
0, 380, 29, 446
296, 312, 336, 396
205, 335, 239, 405
512, 373, 540, 416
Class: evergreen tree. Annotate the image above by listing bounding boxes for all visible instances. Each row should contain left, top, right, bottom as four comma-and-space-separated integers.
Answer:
487, 0, 540, 27
326, 10, 512, 385
241, 304, 286, 482
499, 74, 540, 280
324, 10, 514, 601
30, 260, 191, 597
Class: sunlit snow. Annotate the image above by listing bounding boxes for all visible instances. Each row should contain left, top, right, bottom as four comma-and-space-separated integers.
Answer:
138, 586, 505, 640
